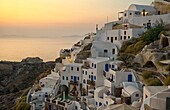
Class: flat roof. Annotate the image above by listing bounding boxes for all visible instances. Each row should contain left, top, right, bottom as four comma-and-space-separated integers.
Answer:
87, 57, 110, 63
145, 86, 168, 95
68, 63, 83, 67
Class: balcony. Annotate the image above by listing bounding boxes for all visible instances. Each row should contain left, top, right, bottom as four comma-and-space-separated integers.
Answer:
70, 80, 78, 85
87, 80, 95, 86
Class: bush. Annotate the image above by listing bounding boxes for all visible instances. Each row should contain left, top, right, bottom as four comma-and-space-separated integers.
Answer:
142, 71, 153, 79
147, 78, 163, 86
142, 21, 164, 43
164, 76, 170, 86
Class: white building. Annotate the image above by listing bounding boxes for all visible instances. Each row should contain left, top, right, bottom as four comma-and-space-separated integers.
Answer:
141, 86, 170, 110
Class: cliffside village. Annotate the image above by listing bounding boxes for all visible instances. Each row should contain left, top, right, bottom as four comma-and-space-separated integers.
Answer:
27, 0, 170, 110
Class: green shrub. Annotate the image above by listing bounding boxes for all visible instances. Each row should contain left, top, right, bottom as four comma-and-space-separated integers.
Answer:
142, 71, 153, 79
164, 76, 170, 86
147, 78, 163, 86
142, 21, 164, 43
16, 102, 31, 110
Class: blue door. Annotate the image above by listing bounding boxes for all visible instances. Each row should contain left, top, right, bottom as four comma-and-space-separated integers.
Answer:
74, 76, 77, 82
91, 75, 93, 81
105, 64, 109, 72
128, 74, 132, 82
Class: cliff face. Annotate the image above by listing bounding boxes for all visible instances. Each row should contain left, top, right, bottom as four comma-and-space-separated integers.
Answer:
0, 58, 55, 110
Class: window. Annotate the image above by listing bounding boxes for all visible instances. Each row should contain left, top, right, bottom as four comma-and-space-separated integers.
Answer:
128, 36, 130, 39
83, 79, 86, 84
115, 37, 117, 40
94, 76, 96, 80
77, 77, 79, 80
94, 64, 96, 68
91, 72, 93, 74
112, 49, 115, 54
121, 36, 122, 40
92, 63, 93, 67
99, 102, 102, 106
85, 71, 87, 75
96, 102, 98, 105
71, 67, 73, 71
71, 76, 73, 79
104, 49, 108, 53
129, 13, 132, 15
107, 37, 109, 40
62, 76, 65, 80
124, 36, 126, 40
111, 37, 113, 43
77, 67, 79, 71
124, 13, 126, 17
106, 101, 108, 105
66, 77, 68, 80
124, 31, 126, 35
89, 75, 91, 78
136, 94, 139, 97
75, 106, 77, 110
82, 70, 84, 74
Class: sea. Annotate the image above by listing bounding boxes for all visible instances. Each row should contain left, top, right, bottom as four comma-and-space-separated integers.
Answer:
0, 36, 83, 62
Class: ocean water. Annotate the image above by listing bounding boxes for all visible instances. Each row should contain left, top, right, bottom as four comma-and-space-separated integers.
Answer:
0, 36, 83, 62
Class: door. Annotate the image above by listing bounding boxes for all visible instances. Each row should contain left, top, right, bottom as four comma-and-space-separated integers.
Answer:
128, 74, 132, 82
91, 75, 93, 81
105, 64, 109, 72
74, 76, 77, 82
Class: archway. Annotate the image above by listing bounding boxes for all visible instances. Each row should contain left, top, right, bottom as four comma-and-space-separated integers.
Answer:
143, 61, 157, 70
161, 37, 169, 48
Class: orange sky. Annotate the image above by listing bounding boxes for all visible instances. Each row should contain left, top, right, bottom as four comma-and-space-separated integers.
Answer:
0, 0, 152, 36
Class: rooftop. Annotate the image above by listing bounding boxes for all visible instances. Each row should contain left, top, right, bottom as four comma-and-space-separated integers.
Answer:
87, 57, 110, 63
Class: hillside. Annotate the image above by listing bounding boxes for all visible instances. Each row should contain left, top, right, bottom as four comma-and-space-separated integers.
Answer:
0, 57, 55, 110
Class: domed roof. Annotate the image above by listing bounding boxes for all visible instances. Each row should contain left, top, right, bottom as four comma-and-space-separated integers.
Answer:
128, 4, 156, 12
124, 85, 139, 95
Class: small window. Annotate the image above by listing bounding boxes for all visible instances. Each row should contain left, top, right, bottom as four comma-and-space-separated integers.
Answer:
96, 102, 98, 105
121, 36, 122, 40
77, 67, 79, 71
124, 13, 127, 17
82, 70, 84, 74
92, 63, 93, 67
112, 49, 115, 54
77, 77, 79, 80
85, 71, 87, 75
136, 94, 139, 97
129, 13, 132, 15
75, 106, 77, 109
62, 76, 65, 80
124, 36, 126, 40
89, 75, 91, 78
71, 67, 73, 71
71, 76, 73, 79
91, 72, 93, 74
83, 79, 86, 84
128, 36, 130, 39
115, 37, 117, 40
111, 37, 113, 43
99, 102, 102, 106
124, 31, 126, 35
104, 49, 108, 53
107, 37, 109, 40
106, 101, 108, 105
94, 64, 96, 68
66, 77, 68, 80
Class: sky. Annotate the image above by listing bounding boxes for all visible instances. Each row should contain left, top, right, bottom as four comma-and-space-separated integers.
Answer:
0, 0, 153, 37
